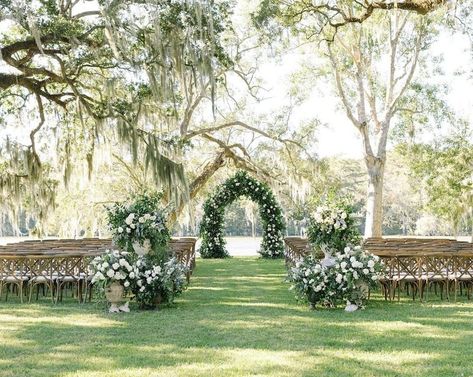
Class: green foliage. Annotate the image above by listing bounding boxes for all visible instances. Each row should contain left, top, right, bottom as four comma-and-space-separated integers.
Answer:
106, 192, 170, 257
0, 0, 236, 219
288, 246, 383, 308
399, 132, 473, 232
199, 171, 285, 258
103, 192, 188, 309
307, 195, 361, 252
130, 257, 188, 309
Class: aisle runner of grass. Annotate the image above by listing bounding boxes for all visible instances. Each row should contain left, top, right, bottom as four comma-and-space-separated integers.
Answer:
1, 257, 473, 377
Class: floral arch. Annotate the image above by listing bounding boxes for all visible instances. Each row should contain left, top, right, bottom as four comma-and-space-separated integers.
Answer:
199, 171, 285, 258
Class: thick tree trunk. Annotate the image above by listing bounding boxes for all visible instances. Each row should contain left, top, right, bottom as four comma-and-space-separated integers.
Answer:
168, 151, 226, 226
364, 157, 385, 238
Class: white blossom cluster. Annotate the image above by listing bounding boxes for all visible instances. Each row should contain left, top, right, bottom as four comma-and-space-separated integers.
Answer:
312, 205, 348, 233
116, 212, 164, 236
289, 246, 383, 307
90, 251, 188, 304
132, 257, 167, 293
90, 250, 134, 289
131, 257, 188, 306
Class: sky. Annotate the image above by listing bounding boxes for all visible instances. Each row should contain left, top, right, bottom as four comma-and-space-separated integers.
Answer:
253, 30, 473, 159
1, 1, 472, 160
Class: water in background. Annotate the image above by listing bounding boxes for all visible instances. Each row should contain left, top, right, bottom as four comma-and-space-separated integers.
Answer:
196, 237, 262, 256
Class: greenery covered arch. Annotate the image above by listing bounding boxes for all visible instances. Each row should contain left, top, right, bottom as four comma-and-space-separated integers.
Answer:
199, 171, 285, 258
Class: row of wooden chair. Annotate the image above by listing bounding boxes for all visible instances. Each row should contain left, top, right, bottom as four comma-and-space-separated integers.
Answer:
284, 237, 311, 267
0, 254, 94, 303
169, 238, 197, 283
0, 237, 198, 303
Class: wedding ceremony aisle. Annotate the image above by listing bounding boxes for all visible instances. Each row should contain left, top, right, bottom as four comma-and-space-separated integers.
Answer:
1, 257, 473, 377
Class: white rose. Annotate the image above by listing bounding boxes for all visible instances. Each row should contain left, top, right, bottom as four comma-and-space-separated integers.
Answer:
146, 277, 152, 284
130, 223, 136, 229
112, 263, 120, 270
124, 281, 130, 288
119, 258, 127, 266
353, 271, 359, 280
126, 228, 131, 233
367, 260, 375, 268
106, 269, 115, 278
363, 268, 369, 275
101, 262, 109, 269
340, 261, 347, 270
371, 275, 378, 281
140, 286, 145, 292
150, 215, 156, 221
125, 217, 133, 225
137, 279, 142, 287
335, 274, 343, 284
129, 272, 135, 279
139, 217, 145, 223
118, 227, 124, 233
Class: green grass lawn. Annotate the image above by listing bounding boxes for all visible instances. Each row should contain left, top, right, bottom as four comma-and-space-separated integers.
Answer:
1, 257, 473, 377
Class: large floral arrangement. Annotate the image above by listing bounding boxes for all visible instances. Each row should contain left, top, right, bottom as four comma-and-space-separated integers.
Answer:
107, 193, 170, 254
90, 249, 135, 291
288, 246, 383, 310
131, 257, 188, 309
99, 192, 188, 310
307, 197, 361, 252
200, 171, 285, 258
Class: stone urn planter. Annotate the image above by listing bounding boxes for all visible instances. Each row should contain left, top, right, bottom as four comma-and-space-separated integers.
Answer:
105, 281, 125, 313
132, 238, 152, 256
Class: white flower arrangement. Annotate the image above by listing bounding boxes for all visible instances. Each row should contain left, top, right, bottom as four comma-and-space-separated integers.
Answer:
307, 198, 361, 252
90, 249, 135, 291
288, 246, 384, 310
106, 193, 170, 255
312, 205, 348, 233
131, 257, 188, 308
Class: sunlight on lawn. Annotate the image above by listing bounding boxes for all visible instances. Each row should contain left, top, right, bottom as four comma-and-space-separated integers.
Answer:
1, 257, 473, 377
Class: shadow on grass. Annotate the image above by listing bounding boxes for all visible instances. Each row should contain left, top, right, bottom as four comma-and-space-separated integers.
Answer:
1, 257, 473, 377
